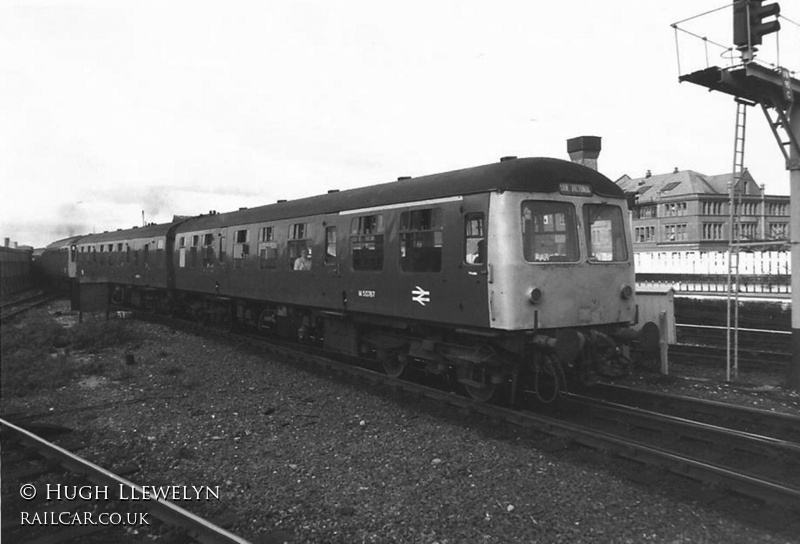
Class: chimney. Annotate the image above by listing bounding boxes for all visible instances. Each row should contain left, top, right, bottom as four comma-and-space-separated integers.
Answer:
567, 136, 601, 171
3, 238, 9, 248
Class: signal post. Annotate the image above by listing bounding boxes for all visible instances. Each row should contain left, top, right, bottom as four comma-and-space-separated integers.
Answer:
790, 104, 800, 389
678, 0, 800, 388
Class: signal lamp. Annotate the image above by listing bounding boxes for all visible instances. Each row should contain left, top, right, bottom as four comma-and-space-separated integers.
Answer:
733, 0, 781, 52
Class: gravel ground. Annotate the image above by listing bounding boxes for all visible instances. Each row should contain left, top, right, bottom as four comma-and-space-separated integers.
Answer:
2, 301, 799, 544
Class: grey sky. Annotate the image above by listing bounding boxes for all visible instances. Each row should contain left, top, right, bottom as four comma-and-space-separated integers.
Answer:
1, 0, 797, 248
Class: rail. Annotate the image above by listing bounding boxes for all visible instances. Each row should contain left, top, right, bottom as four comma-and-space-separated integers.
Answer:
1, 418, 253, 544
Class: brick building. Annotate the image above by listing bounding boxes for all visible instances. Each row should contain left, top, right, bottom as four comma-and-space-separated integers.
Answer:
615, 168, 791, 251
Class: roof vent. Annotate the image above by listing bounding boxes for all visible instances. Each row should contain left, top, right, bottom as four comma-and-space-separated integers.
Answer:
673, 167, 679, 173
239, 207, 248, 211
397, 176, 411, 181
646, 170, 652, 178
500, 156, 517, 162
277, 199, 288, 203
327, 189, 340, 193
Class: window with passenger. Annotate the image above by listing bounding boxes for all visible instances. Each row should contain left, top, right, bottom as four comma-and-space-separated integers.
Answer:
351, 215, 384, 271
289, 223, 311, 270
521, 201, 579, 263
400, 208, 443, 272
584, 204, 628, 262
325, 226, 337, 266
464, 213, 485, 264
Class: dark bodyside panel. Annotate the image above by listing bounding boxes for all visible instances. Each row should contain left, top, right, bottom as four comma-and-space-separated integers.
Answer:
173, 195, 493, 329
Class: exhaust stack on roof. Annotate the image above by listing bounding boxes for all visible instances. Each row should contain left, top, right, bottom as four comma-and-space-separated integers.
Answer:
567, 136, 601, 171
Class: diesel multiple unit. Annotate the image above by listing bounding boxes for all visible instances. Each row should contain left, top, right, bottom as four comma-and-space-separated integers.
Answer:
39, 157, 656, 401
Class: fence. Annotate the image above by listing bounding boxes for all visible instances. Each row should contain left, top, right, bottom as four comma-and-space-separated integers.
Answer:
634, 250, 791, 276
634, 250, 791, 295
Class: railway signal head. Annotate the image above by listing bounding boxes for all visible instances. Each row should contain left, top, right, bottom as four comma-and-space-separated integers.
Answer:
733, 0, 781, 53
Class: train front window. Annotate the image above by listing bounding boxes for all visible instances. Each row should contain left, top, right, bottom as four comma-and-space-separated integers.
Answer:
584, 204, 628, 262
521, 201, 579, 263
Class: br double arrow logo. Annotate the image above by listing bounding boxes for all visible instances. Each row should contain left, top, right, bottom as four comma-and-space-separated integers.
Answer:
411, 286, 430, 306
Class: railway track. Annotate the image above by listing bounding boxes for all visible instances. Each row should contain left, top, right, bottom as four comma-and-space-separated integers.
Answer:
0, 291, 57, 323
584, 382, 800, 443
0, 417, 253, 544
555, 391, 800, 509
147, 313, 800, 517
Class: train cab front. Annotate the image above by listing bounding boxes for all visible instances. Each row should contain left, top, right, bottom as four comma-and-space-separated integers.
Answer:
486, 186, 656, 388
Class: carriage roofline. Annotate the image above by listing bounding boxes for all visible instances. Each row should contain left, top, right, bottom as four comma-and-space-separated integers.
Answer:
72, 222, 177, 245
176, 157, 623, 232
44, 234, 86, 249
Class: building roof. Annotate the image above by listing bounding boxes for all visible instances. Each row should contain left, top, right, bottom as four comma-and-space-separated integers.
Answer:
615, 169, 760, 203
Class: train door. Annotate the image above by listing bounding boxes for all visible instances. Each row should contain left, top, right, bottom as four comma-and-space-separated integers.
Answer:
456, 196, 491, 327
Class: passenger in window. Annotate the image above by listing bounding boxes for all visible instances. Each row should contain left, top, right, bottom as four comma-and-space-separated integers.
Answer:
294, 247, 312, 270
468, 239, 486, 264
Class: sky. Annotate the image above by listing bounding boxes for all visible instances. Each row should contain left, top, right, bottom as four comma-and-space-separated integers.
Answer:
1, 0, 798, 248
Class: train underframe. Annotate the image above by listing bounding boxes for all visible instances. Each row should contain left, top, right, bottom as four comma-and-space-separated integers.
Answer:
111, 285, 657, 403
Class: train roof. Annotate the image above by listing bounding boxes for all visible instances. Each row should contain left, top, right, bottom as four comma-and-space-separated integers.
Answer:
76, 222, 177, 244
44, 235, 85, 250
176, 157, 623, 232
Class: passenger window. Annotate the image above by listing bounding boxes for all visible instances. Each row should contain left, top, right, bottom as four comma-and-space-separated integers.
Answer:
325, 226, 337, 266
258, 226, 278, 269
464, 213, 485, 264
155, 239, 164, 265
190, 236, 198, 267
351, 215, 384, 271
233, 229, 249, 269
218, 235, 226, 264
289, 223, 311, 270
400, 208, 443, 273
521, 201, 579, 263
202, 233, 215, 267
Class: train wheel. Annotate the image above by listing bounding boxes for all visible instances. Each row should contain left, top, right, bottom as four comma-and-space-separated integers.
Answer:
464, 383, 497, 403
378, 350, 407, 378
382, 359, 408, 378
